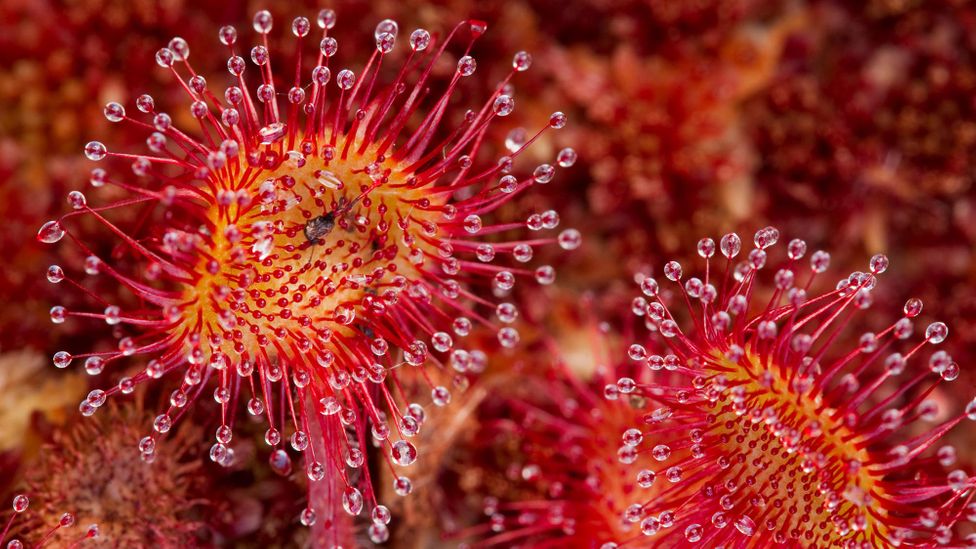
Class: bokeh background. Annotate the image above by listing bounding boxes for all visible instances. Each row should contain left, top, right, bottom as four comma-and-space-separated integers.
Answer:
1, 0, 974, 546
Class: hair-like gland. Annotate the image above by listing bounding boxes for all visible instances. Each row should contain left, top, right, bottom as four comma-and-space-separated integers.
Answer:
1, 495, 98, 549
616, 228, 976, 547
38, 9, 579, 536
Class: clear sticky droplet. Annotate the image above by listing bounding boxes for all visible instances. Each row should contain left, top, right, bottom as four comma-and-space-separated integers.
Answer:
37, 220, 65, 244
